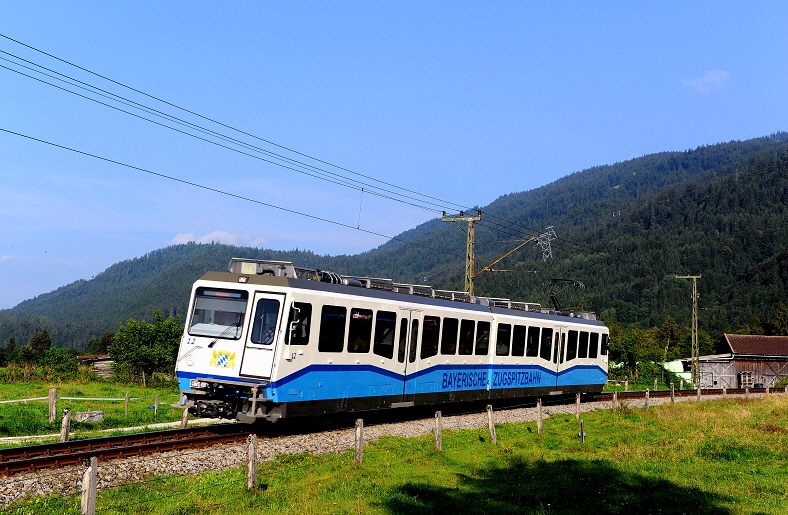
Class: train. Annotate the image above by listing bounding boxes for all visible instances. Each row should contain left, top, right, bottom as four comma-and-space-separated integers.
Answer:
174, 258, 609, 422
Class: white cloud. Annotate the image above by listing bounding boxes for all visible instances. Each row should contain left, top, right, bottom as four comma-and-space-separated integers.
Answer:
0, 255, 11, 265
682, 70, 730, 94
169, 231, 268, 247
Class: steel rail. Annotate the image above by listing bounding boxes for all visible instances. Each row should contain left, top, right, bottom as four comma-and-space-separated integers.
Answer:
0, 425, 252, 476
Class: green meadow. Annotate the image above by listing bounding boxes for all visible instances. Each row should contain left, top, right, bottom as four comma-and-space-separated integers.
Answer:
0, 381, 182, 442
10, 394, 788, 514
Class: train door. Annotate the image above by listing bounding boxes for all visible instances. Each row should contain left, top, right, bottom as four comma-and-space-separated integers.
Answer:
396, 308, 422, 401
555, 326, 571, 389
239, 292, 286, 378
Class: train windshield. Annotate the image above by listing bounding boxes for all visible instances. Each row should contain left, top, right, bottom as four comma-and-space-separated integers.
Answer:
188, 288, 248, 339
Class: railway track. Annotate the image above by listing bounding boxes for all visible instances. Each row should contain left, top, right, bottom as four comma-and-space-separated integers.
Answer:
3, 386, 779, 476
0, 424, 253, 476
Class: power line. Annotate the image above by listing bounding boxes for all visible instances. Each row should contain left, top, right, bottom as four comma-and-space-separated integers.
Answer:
0, 127, 463, 260
0, 35, 565, 248
0, 34, 472, 213
0, 33, 663, 265
0, 35, 566, 248
0, 59, 449, 215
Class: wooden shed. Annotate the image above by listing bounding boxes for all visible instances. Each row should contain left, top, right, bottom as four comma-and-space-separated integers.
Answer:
685, 334, 788, 388
77, 354, 114, 379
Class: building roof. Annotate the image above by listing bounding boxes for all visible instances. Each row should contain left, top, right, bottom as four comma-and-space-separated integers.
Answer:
724, 334, 788, 356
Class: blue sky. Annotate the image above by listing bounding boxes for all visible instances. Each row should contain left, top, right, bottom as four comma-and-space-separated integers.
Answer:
1, 2, 786, 309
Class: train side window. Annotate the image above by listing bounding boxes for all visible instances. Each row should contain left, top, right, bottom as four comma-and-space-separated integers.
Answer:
601, 334, 609, 355
397, 318, 408, 363
540, 328, 553, 361
421, 316, 440, 359
496, 324, 511, 356
475, 321, 490, 355
286, 302, 312, 345
348, 308, 373, 353
578, 331, 589, 358
526, 326, 540, 357
373, 311, 396, 359
441, 318, 459, 355
251, 298, 281, 345
409, 319, 419, 363
589, 332, 599, 359
458, 320, 475, 355
566, 330, 578, 361
318, 305, 346, 352
512, 325, 526, 356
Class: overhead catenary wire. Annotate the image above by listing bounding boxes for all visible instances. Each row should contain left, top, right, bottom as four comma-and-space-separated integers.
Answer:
0, 38, 469, 214
0, 32, 659, 264
0, 60, 449, 216
0, 127, 462, 260
0, 32, 474, 212
0, 35, 566, 248
0, 37, 563, 247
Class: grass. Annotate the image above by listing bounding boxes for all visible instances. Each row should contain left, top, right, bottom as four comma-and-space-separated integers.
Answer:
0, 381, 182, 442
9, 395, 788, 514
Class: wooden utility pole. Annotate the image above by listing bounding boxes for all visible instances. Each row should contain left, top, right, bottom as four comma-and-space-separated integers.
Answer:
442, 210, 482, 295
676, 274, 701, 386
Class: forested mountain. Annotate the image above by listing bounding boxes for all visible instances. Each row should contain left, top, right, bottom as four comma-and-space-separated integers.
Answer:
2, 132, 788, 349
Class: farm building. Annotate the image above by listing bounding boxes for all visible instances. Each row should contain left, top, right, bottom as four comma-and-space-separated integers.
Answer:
671, 334, 788, 388
77, 354, 114, 379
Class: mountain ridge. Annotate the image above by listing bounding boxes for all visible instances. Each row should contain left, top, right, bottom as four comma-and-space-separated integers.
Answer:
2, 132, 788, 348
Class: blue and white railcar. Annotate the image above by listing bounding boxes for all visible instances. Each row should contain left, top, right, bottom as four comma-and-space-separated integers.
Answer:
175, 259, 609, 422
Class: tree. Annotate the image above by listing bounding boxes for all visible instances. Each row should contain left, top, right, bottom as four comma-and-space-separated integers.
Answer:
737, 316, 765, 335
19, 330, 53, 365
38, 347, 79, 377
108, 311, 182, 379
772, 304, 788, 336
657, 315, 680, 361
85, 333, 115, 355
1, 337, 16, 366
29, 330, 52, 353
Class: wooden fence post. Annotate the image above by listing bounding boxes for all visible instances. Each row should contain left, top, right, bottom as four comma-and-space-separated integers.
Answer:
680, 379, 684, 391
246, 434, 258, 491
486, 405, 497, 444
81, 456, 97, 515
60, 408, 72, 442
745, 387, 749, 399
645, 389, 650, 410
624, 380, 629, 392
612, 390, 618, 410
723, 386, 727, 399
578, 420, 585, 444
766, 386, 770, 396
355, 419, 364, 466
125, 391, 129, 416
575, 393, 580, 420
537, 398, 543, 434
154, 394, 159, 416
48, 388, 57, 423
670, 383, 675, 404
434, 411, 442, 451
654, 378, 658, 391
180, 408, 189, 429
697, 386, 701, 402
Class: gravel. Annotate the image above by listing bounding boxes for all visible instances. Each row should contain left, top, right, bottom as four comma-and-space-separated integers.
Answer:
0, 391, 771, 507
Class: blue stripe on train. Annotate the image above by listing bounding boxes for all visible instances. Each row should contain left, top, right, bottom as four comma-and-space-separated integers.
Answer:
267, 363, 606, 402
179, 363, 606, 402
